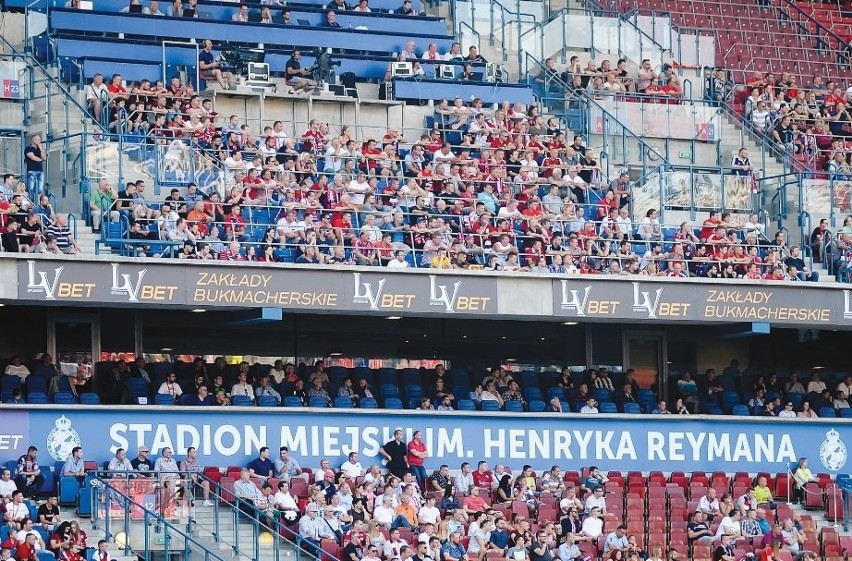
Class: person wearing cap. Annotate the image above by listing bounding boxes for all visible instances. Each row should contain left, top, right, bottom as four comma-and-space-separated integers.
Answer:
130, 447, 153, 477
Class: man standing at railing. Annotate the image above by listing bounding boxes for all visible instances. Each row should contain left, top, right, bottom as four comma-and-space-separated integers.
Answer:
24, 135, 45, 203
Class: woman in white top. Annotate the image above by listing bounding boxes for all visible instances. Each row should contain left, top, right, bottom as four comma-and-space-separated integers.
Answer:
4, 356, 30, 381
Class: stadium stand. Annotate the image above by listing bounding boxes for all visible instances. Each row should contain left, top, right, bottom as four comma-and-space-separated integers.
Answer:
5, 356, 852, 419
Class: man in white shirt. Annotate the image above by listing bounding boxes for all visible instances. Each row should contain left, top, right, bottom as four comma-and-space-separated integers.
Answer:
383, 528, 409, 558
580, 507, 604, 539
0, 468, 17, 501
714, 509, 742, 539
387, 250, 409, 268
373, 494, 397, 528
348, 172, 371, 205
433, 143, 456, 176
698, 489, 722, 522
584, 486, 607, 515
777, 402, 797, 418
154, 446, 183, 499
418, 495, 441, 525
4, 491, 29, 529
580, 398, 599, 414
16, 519, 46, 549
231, 372, 255, 402
360, 215, 383, 242
276, 209, 305, 244
340, 452, 363, 479
454, 462, 474, 495
157, 372, 183, 402
85, 73, 110, 123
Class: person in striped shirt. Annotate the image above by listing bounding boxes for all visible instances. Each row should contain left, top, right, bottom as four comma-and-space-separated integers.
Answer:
46, 214, 79, 254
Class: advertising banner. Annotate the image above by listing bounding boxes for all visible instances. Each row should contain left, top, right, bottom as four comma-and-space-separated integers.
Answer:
17, 260, 498, 316
3, 408, 851, 475
13, 258, 852, 326
551, 278, 852, 325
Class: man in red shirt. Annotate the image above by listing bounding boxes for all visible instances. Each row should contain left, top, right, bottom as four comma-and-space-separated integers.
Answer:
16, 532, 39, 561
471, 461, 494, 489
218, 241, 246, 261
301, 119, 325, 155
225, 204, 247, 241
352, 230, 378, 266
407, 430, 428, 489
462, 485, 489, 515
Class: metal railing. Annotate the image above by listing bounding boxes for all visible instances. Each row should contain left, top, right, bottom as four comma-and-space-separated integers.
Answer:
91, 476, 238, 561
93, 471, 341, 561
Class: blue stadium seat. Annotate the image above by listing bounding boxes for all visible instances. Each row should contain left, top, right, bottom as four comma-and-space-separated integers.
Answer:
360, 397, 378, 409
384, 397, 403, 409
155, 394, 176, 405
334, 397, 354, 408
26, 375, 48, 395
705, 404, 724, 415
599, 402, 618, 413
637, 389, 655, 402
79, 393, 100, 405
481, 400, 500, 411
28, 392, 49, 404
53, 392, 78, 404
257, 396, 278, 407
231, 395, 253, 406
308, 396, 329, 408
821, 406, 838, 418
545, 387, 563, 400
623, 403, 641, 414
504, 400, 524, 412
283, 396, 303, 407
593, 388, 613, 403
732, 405, 751, 416
525, 387, 544, 400
404, 384, 423, 400
840, 408, 852, 419
457, 400, 476, 411
380, 384, 399, 398
528, 400, 546, 412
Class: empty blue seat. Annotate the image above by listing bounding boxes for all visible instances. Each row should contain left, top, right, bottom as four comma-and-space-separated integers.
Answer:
705, 404, 724, 415
360, 397, 378, 409
457, 399, 476, 411
732, 405, 751, 416
528, 400, 546, 412
308, 396, 329, 408
623, 402, 641, 414
480, 400, 500, 411
380, 384, 399, 397
524, 387, 543, 400
155, 393, 176, 405
840, 408, 852, 419
53, 392, 78, 404
820, 406, 838, 418
79, 392, 100, 405
28, 392, 49, 404
593, 388, 613, 402
334, 397, 353, 408
231, 395, 253, 406
637, 389, 655, 401
283, 396, 303, 407
257, 396, 278, 407
404, 384, 423, 399
384, 397, 403, 409
505, 400, 524, 412
546, 387, 564, 400
26, 375, 48, 395
599, 402, 618, 413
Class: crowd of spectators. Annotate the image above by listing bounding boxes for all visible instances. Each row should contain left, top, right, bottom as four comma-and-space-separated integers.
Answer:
5, 353, 852, 421
50, 431, 829, 561
737, 70, 852, 176
0, 174, 80, 255
78, 71, 825, 280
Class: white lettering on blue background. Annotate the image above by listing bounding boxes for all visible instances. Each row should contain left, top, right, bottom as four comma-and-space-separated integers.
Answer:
36, 410, 833, 471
